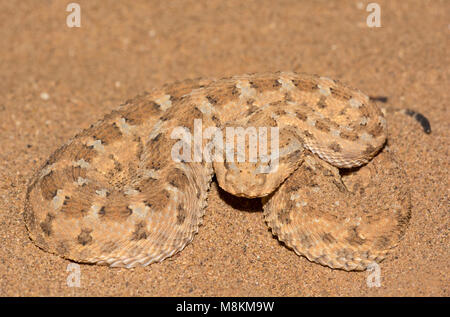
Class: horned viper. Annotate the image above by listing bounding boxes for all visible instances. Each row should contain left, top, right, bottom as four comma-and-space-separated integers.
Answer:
24, 72, 417, 270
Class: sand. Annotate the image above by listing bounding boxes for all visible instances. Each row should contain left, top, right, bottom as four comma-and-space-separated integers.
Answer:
0, 0, 448, 296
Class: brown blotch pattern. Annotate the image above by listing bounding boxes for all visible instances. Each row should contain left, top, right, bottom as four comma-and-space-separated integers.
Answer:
131, 221, 149, 241
39, 213, 55, 236
98, 206, 106, 217
328, 142, 342, 153
363, 144, 377, 156
249, 78, 281, 92
317, 96, 328, 109
77, 228, 93, 246
315, 119, 331, 132
278, 210, 291, 225
330, 86, 352, 101
285, 149, 303, 162
339, 130, 359, 141
205, 84, 238, 107
303, 130, 313, 138
293, 79, 318, 91
321, 233, 337, 244
166, 168, 189, 190
121, 100, 161, 125
345, 227, 366, 246
40, 170, 59, 200
176, 203, 187, 225
56, 241, 70, 256
100, 191, 135, 221
90, 122, 123, 145
369, 122, 385, 137
70, 166, 87, 183
374, 236, 391, 249
72, 142, 97, 162
295, 111, 308, 121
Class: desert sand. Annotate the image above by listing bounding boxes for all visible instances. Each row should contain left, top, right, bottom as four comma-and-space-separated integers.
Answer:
0, 0, 448, 296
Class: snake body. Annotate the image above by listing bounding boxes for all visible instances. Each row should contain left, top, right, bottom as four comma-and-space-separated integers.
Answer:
24, 72, 411, 270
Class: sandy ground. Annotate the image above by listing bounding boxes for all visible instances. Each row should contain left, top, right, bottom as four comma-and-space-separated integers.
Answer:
0, 0, 448, 296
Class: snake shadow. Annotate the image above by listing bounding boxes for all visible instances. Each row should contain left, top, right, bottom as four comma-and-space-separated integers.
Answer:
213, 176, 263, 213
